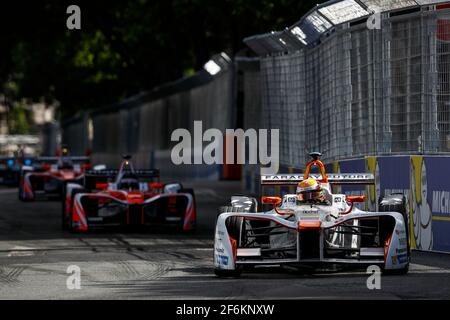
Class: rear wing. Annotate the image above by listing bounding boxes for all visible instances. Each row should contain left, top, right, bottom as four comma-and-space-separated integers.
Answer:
261, 173, 374, 186
85, 169, 160, 178
36, 156, 91, 164
84, 169, 160, 190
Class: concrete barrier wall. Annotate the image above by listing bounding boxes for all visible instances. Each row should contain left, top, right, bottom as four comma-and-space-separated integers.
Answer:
63, 66, 234, 179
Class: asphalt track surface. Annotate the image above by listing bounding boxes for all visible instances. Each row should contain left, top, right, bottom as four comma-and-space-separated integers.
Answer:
1, 182, 450, 299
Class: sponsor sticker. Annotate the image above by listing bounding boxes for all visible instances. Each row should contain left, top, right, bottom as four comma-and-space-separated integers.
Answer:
391, 256, 398, 265
216, 254, 229, 266
396, 247, 407, 254
215, 247, 224, 253
298, 215, 320, 220
298, 211, 319, 215
397, 254, 408, 264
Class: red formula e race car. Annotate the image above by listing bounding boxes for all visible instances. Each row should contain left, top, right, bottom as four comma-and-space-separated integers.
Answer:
62, 155, 197, 233
18, 155, 91, 201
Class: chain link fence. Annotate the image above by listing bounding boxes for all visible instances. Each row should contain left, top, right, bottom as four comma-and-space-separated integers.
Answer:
63, 2, 450, 184
246, 3, 450, 170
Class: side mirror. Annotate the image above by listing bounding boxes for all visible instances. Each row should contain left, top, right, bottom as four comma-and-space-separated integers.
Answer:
163, 183, 182, 193
346, 196, 366, 203
150, 183, 164, 189
93, 164, 106, 171
95, 183, 108, 190
261, 196, 282, 206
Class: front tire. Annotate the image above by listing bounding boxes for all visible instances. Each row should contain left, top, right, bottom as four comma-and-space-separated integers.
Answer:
217, 206, 245, 242
214, 206, 245, 278
379, 194, 410, 275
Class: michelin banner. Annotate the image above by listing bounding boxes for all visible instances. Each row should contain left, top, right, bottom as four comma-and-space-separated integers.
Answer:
411, 156, 450, 252
335, 155, 450, 253
253, 155, 450, 252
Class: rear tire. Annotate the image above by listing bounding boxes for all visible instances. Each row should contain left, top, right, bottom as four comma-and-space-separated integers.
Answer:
217, 206, 245, 242
379, 194, 410, 275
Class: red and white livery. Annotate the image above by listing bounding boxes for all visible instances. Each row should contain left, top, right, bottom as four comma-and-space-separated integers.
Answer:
214, 153, 410, 277
63, 155, 196, 232
19, 154, 91, 201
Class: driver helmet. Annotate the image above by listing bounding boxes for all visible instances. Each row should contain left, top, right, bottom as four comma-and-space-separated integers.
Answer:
119, 178, 139, 190
296, 178, 324, 203
58, 157, 74, 170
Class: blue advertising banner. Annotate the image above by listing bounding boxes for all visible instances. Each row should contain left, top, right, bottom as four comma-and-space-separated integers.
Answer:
253, 155, 450, 253
365, 156, 410, 211
410, 156, 450, 252
343, 156, 450, 252
338, 159, 366, 195
378, 156, 410, 198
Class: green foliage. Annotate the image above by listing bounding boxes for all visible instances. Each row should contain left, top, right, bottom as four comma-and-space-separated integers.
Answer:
0, 0, 322, 118
9, 104, 30, 134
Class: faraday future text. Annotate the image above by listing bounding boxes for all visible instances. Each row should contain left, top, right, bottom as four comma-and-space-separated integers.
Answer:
176, 304, 275, 317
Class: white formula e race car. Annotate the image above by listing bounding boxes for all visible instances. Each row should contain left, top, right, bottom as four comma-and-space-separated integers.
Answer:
214, 153, 410, 277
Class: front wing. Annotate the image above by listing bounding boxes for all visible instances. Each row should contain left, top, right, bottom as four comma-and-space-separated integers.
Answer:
71, 192, 196, 232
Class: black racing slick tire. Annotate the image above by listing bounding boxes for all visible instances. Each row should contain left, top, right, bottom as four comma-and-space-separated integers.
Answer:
217, 206, 245, 242
379, 194, 410, 275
